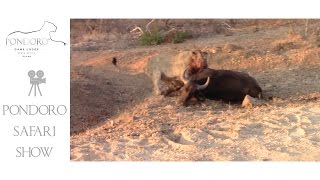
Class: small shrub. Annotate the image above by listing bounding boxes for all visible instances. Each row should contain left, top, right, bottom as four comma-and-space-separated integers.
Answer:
172, 30, 192, 44
139, 30, 192, 45
272, 41, 295, 51
139, 31, 164, 46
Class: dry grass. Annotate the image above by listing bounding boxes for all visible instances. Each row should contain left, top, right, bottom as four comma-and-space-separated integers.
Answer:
272, 33, 304, 52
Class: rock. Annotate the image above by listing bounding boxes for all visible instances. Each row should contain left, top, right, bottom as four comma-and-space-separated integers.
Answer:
242, 95, 264, 108
242, 95, 256, 108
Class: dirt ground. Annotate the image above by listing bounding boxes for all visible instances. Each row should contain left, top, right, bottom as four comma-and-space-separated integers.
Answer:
70, 20, 320, 161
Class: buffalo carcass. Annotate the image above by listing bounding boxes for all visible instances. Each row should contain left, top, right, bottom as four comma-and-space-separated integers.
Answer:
179, 68, 263, 106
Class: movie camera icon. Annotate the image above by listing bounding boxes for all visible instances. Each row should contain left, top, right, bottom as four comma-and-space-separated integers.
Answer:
28, 70, 46, 96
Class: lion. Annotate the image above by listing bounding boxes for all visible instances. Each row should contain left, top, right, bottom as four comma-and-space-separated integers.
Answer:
145, 50, 209, 95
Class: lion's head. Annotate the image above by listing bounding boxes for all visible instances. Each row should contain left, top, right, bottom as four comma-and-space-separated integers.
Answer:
188, 50, 208, 74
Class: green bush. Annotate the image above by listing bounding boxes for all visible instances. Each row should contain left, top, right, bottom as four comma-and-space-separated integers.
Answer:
138, 30, 192, 46
172, 30, 192, 44
139, 31, 164, 46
